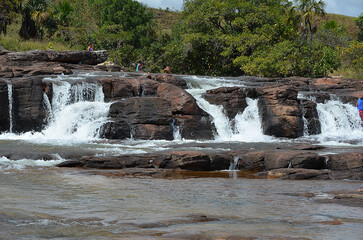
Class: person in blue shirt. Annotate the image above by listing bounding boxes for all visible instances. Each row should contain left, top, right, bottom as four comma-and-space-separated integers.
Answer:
357, 97, 363, 121
136, 61, 143, 72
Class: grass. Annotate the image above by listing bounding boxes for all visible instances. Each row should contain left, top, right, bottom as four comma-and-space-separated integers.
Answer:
149, 8, 181, 34
315, 13, 359, 38
330, 68, 363, 80
0, 17, 81, 52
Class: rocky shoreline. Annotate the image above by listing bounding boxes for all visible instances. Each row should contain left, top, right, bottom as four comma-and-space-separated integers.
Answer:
0, 46, 362, 181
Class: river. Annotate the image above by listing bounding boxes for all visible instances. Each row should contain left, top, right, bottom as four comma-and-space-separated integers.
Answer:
0, 72, 362, 239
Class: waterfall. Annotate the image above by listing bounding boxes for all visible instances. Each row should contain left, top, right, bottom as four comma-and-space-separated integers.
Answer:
231, 98, 266, 142
183, 76, 269, 142
7, 84, 13, 132
229, 156, 239, 170
40, 80, 111, 141
1, 75, 111, 143
172, 118, 182, 140
316, 100, 363, 144
43, 93, 53, 123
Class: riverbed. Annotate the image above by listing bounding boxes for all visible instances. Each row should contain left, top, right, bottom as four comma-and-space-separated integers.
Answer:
1, 160, 362, 240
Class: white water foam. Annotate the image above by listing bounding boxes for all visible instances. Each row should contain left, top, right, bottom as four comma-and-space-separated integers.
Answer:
0, 75, 111, 144
316, 100, 363, 145
0, 156, 64, 171
184, 75, 270, 142
7, 83, 13, 132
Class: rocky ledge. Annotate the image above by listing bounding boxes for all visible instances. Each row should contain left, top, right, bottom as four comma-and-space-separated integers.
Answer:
57, 146, 363, 180
0, 46, 362, 180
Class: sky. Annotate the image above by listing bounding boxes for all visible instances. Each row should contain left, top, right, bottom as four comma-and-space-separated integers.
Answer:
137, 0, 362, 17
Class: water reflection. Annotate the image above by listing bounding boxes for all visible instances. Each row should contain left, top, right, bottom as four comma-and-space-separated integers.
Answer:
0, 166, 362, 239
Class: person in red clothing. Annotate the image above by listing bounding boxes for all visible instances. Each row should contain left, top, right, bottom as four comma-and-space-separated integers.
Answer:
357, 97, 363, 121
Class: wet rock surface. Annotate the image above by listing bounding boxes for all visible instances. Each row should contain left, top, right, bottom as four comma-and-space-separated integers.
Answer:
57, 144, 363, 180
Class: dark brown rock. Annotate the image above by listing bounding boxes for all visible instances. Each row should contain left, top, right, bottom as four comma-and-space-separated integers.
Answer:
237, 150, 326, 171
328, 153, 363, 171
0, 79, 10, 131
299, 99, 321, 135
159, 151, 214, 171
203, 87, 249, 120
157, 83, 204, 115
257, 85, 304, 138
109, 97, 173, 125
174, 114, 215, 140
132, 124, 173, 140
154, 74, 187, 89
3, 50, 108, 65
98, 121, 131, 139
11, 77, 46, 132
99, 77, 138, 101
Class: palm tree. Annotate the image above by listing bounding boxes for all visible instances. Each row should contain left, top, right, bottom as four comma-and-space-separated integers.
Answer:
53, 0, 74, 27
294, 0, 326, 43
19, 0, 50, 39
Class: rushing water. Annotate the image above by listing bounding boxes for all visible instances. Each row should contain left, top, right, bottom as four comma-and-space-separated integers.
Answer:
7, 83, 13, 132
0, 72, 362, 239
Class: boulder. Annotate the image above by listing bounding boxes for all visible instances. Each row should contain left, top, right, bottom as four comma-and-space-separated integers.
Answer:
0, 79, 10, 132
257, 85, 304, 138
154, 74, 187, 89
157, 83, 204, 115
98, 120, 131, 139
328, 153, 363, 171
300, 99, 321, 135
159, 151, 230, 171
3, 50, 108, 65
104, 97, 173, 140
237, 150, 326, 171
99, 77, 138, 101
203, 87, 249, 120
174, 114, 215, 140
109, 97, 173, 125
132, 124, 173, 140
10, 77, 46, 132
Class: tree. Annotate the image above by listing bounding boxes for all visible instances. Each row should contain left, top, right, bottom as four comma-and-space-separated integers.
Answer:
19, 0, 51, 39
91, 0, 155, 48
356, 12, 363, 42
52, 0, 74, 27
294, 0, 326, 43
163, 0, 297, 76
0, 0, 19, 35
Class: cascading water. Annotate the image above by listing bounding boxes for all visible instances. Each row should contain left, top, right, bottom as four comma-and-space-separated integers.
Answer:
316, 100, 363, 144
7, 83, 13, 132
39, 78, 111, 141
1, 74, 111, 143
43, 93, 53, 123
183, 76, 270, 142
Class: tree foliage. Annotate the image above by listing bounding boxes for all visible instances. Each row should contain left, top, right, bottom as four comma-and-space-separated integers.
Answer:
1, 0, 360, 78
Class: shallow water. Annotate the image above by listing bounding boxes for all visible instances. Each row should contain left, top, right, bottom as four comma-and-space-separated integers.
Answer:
0, 161, 362, 240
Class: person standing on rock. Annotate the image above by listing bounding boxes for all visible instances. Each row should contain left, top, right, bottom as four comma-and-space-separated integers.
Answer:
136, 61, 143, 72
87, 43, 94, 51
357, 97, 363, 122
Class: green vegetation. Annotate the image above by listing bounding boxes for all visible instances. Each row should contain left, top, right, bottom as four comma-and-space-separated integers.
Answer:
0, 0, 362, 79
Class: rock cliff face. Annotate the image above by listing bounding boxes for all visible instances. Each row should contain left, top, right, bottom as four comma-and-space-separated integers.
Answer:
0, 46, 362, 139
98, 75, 215, 140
